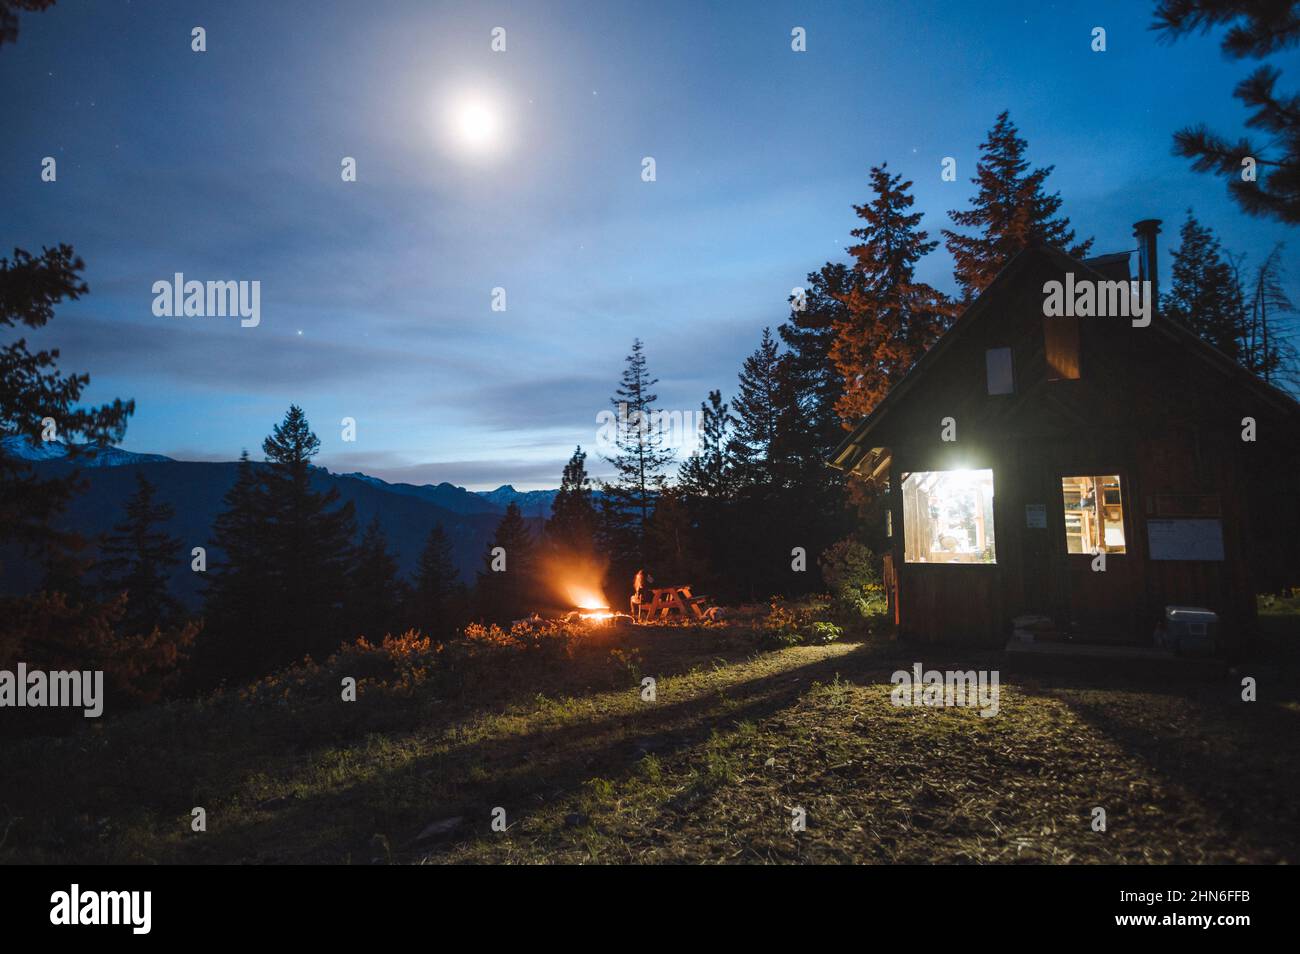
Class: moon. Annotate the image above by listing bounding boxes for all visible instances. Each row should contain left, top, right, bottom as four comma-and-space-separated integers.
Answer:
447, 93, 506, 156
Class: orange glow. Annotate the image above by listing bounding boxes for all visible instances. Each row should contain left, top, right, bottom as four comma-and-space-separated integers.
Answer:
565, 583, 610, 611
539, 550, 611, 613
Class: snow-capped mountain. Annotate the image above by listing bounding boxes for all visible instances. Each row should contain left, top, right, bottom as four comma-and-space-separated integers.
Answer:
0, 435, 173, 467
472, 485, 561, 515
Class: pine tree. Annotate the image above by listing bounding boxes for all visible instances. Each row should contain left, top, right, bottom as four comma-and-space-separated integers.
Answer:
731, 328, 791, 483
600, 339, 674, 566
200, 408, 358, 681
547, 446, 598, 553
1155, 1, 1300, 224
779, 262, 856, 450
198, 451, 269, 681
1246, 243, 1296, 386
348, 517, 406, 642
475, 502, 537, 622
410, 523, 465, 639
1, 245, 133, 559
678, 390, 736, 500
0, 1, 57, 48
644, 486, 706, 584
257, 405, 357, 664
943, 113, 1092, 298
833, 165, 954, 422
1162, 212, 1248, 360
98, 472, 182, 637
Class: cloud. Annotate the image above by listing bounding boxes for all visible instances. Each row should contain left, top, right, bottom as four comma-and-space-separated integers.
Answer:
465, 373, 613, 432
27, 311, 461, 393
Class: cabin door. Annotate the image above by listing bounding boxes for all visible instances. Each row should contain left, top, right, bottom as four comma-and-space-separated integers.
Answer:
1057, 472, 1144, 642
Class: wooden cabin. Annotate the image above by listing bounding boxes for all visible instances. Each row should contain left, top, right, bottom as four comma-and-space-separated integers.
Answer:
830, 222, 1300, 654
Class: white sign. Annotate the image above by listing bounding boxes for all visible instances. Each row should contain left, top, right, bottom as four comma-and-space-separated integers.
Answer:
1147, 519, 1224, 561
1025, 504, 1047, 528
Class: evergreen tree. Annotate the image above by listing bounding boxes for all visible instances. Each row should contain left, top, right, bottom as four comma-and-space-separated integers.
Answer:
98, 472, 182, 637
410, 523, 465, 640
943, 113, 1092, 298
200, 408, 357, 681
1, 245, 133, 559
1155, 1, 1300, 224
644, 486, 707, 584
547, 446, 598, 553
779, 262, 856, 449
774, 265, 857, 595
348, 517, 406, 642
475, 502, 537, 622
1162, 211, 1248, 359
731, 328, 793, 483
1246, 243, 1297, 386
0, 244, 197, 706
834, 165, 954, 422
674, 390, 735, 597
600, 339, 673, 566
0, 1, 57, 49
200, 450, 267, 679
258, 405, 356, 663
678, 390, 736, 500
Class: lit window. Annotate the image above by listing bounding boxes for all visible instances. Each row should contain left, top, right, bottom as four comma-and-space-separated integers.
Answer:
986, 347, 1014, 394
1061, 475, 1126, 554
901, 469, 997, 564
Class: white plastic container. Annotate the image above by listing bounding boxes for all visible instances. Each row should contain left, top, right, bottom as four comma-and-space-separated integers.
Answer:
1164, 606, 1219, 656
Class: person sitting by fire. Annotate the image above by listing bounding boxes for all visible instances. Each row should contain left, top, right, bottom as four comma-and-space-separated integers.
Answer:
631, 567, 653, 621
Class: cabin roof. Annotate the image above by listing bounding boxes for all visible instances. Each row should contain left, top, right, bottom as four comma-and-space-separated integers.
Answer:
829, 241, 1300, 475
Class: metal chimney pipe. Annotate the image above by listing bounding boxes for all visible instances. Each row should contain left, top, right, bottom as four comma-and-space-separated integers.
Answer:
1133, 219, 1162, 315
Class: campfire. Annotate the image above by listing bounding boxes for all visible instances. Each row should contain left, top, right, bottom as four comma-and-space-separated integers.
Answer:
560, 584, 631, 625
540, 555, 634, 626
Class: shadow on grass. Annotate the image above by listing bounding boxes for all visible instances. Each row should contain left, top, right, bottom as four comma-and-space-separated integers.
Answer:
177, 641, 886, 863
1013, 665, 1300, 862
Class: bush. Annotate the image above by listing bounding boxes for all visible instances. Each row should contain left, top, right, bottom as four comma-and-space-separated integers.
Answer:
756, 598, 843, 648
818, 539, 886, 622
462, 619, 579, 659
0, 591, 198, 708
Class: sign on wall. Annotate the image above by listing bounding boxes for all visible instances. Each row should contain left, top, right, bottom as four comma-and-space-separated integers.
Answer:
1024, 504, 1047, 528
1146, 518, 1225, 561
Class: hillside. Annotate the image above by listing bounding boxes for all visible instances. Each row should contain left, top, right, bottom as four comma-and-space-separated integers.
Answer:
3, 612, 1298, 864
0, 457, 535, 606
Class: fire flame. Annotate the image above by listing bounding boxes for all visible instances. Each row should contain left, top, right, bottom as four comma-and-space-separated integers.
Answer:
566, 584, 610, 611
540, 550, 611, 613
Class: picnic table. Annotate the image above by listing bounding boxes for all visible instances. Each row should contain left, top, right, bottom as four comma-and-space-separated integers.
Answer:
636, 584, 711, 622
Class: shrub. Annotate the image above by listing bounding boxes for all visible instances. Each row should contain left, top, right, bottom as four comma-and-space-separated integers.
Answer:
0, 591, 198, 709
756, 598, 842, 648
462, 618, 579, 659
818, 538, 885, 621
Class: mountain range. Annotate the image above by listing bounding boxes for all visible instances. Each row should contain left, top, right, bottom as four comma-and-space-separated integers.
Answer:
0, 437, 568, 608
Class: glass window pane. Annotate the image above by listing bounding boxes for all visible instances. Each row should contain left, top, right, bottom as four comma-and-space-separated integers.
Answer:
1061, 475, 1126, 554
901, 469, 997, 564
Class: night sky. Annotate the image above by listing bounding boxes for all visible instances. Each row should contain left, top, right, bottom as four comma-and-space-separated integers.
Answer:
2, 0, 1295, 488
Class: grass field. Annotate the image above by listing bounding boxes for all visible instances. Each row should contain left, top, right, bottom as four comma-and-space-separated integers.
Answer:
3, 604, 1298, 865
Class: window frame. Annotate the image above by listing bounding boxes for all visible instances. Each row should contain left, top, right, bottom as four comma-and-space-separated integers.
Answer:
899, 467, 999, 566
1059, 471, 1130, 558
